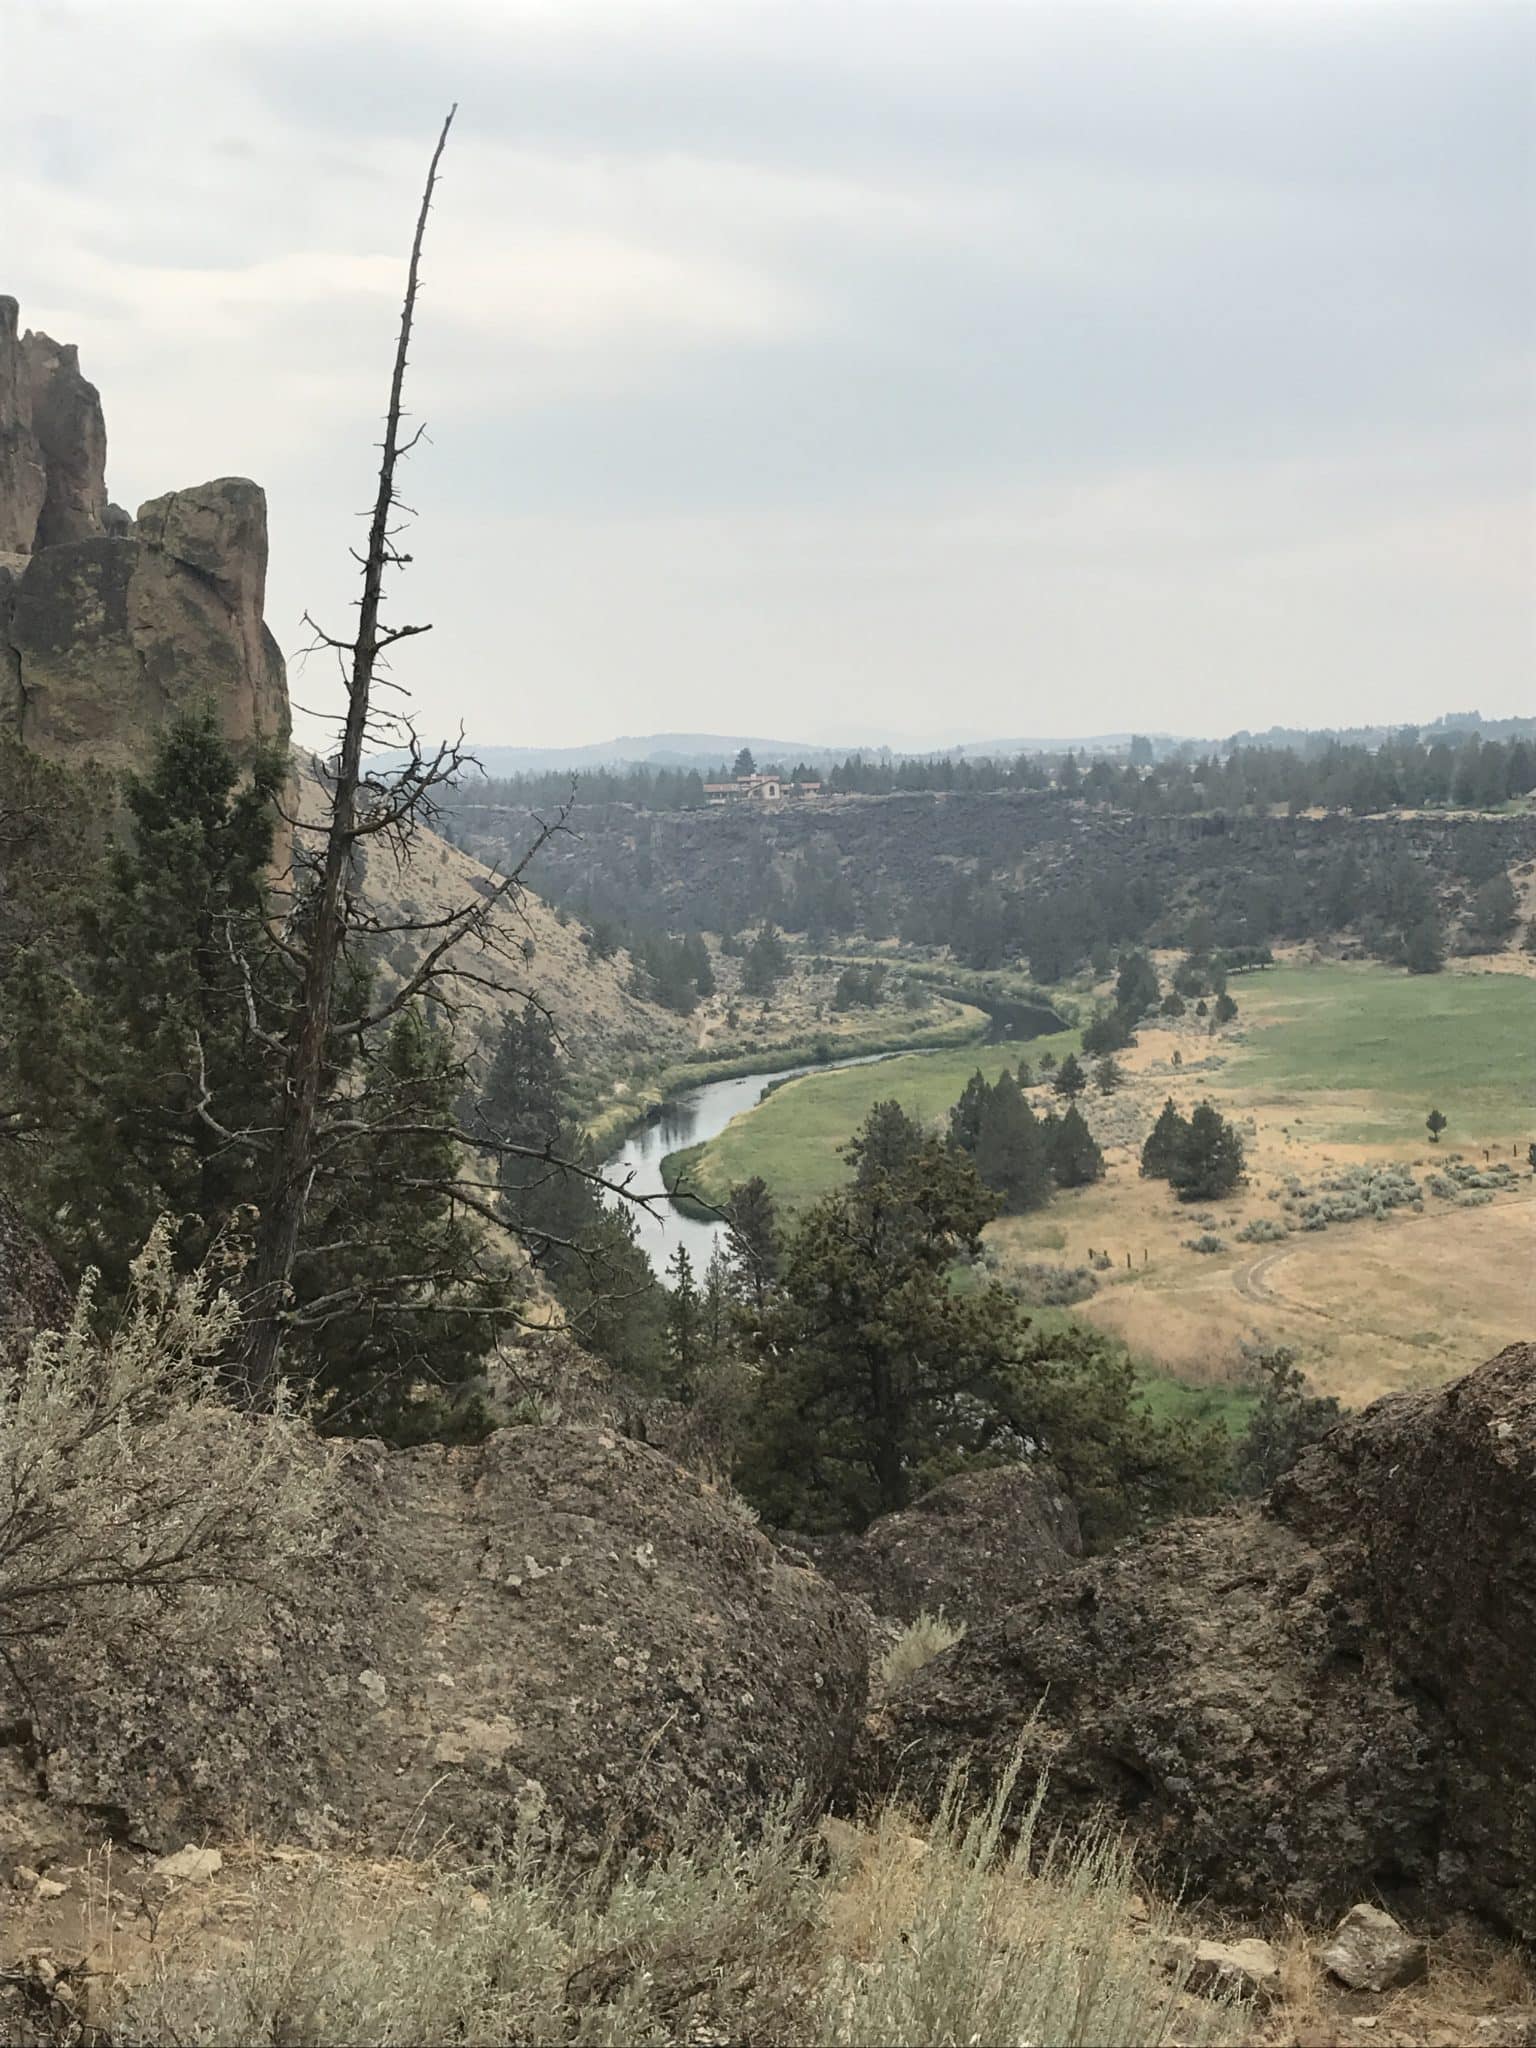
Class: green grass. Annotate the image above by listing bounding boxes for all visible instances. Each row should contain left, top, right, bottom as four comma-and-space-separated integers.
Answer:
1226, 962, 1535, 1146
662, 1030, 1081, 1212
1137, 1373, 1258, 1436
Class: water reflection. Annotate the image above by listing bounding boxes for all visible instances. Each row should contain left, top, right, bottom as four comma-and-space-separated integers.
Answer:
601, 1052, 907, 1283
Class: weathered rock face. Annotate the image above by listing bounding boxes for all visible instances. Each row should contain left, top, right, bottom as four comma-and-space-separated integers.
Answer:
783, 1462, 1083, 1627
13, 1424, 870, 1860
881, 1344, 1536, 1936
25, 332, 107, 550
0, 297, 289, 778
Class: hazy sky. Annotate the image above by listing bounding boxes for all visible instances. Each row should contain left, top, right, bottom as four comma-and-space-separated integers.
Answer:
9, 0, 1533, 748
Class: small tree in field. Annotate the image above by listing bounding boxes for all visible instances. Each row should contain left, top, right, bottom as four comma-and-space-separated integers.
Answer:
1426, 1108, 1448, 1144
1168, 1102, 1245, 1201
1140, 1099, 1187, 1181
1212, 991, 1238, 1026
1053, 1052, 1087, 1102
1050, 1104, 1104, 1188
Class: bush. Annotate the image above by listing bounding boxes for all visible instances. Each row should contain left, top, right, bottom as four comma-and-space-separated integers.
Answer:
1182, 1233, 1227, 1255
1236, 1216, 1289, 1244
1007, 1261, 1099, 1307
111, 1756, 1233, 2048
879, 1609, 965, 1690
1, 1223, 326, 1660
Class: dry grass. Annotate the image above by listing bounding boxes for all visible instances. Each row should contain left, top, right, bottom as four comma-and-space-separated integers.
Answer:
877, 1609, 965, 1691
50, 1762, 1238, 2048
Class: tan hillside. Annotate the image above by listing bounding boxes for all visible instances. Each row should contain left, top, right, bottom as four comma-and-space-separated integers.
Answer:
292, 759, 691, 1107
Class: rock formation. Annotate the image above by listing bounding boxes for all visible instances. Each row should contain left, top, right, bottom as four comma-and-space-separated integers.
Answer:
880, 1342, 1536, 1937
781, 1461, 1083, 1627
0, 295, 288, 779
11, 1423, 869, 1859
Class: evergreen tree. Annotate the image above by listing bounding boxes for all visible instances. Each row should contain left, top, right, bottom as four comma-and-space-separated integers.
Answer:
1114, 951, 1160, 1019
1212, 991, 1238, 1026
736, 1110, 1225, 1536
1233, 1346, 1342, 1496
725, 1176, 780, 1306
1094, 1055, 1124, 1092
1140, 1098, 1188, 1180
844, 1099, 925, 1185
741, 924, 790, 996
947, 1069, 993, 1156
1425, 1107, 1448, 1144
1050, 1104, 1104, 1187
665, 1242, 703, 1395
733, 747, 756, 777
9, 713, 288, 1293
296, 1007, 512, 1440
1168, 1101, 1245, 1201
1402, 914, 1445, 975
1053, 1052, 1087, 1101
1464, 872, 1518, 952
973, 1072, 1052, 1212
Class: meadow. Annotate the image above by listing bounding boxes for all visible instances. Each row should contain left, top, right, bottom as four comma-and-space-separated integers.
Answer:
662, 1029, 1081, 1212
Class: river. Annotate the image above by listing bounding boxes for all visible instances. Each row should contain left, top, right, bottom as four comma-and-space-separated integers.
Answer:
601, 1050, 911, 1282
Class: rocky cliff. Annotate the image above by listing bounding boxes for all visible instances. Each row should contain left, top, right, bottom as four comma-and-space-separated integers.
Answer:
0, 295, 288, 777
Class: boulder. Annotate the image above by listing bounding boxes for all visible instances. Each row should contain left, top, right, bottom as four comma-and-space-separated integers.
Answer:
12, 1424, 870, 1861
782, 1462, 1082, 1626
1318, 1904, 1426, 1992
881, 1344, 1536, 1934
1163, 1936, 1282, 2006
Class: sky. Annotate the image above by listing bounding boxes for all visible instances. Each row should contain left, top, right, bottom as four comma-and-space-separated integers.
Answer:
7, 0, 1533, 750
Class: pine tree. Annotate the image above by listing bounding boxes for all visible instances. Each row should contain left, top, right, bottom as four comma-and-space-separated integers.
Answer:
1169, 1101, 1246, 1201
665, 1242, 703, 1395
1140, 1098, 1188, 1180
844, 1099, 924, 1185
1094, 1055, 1124, 1092
741, 924, 790, 996
1053, 1052, 1087, 1101
1050, 1104, 1104, 1187
1212, 991, 1238, 1026
1402, 915, 1445, 975
1115, 951, 1160, 1018
1425, 1108, 1448, 1144
725, 1176, 780, 1305
295, 1007, 511, 1440
973, 1072, 1052, 1212
11, 713, 288, 1294
947, 1069, 993, 1155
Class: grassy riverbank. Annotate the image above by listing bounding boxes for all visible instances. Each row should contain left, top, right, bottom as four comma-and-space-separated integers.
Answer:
584, 1003, 990, 1156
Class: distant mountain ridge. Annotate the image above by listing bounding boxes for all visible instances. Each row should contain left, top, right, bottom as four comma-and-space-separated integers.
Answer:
452, 710, 1535, 779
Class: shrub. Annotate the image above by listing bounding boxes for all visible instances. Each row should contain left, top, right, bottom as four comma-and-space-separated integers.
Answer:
111, 1757, 1234, 2048
1236, 1216, 1289, 1244
1, 1222, 326, 1660
1182, 1233, 1227, 1255
879, 1609, 965, 1690
1008, 1261, 1099, 1307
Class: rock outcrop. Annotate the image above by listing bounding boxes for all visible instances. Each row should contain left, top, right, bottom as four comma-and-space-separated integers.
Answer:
881, 1343, 1536, 1936
0, 297, 288, 779
783, 1462, 1083, 1626
13, 1423, 870, 1860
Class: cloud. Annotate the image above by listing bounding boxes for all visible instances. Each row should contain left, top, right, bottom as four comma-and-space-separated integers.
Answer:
4, 0, 1530, 745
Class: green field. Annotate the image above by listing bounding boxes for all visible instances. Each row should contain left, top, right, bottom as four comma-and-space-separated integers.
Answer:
1226, 963, 1535, 1145
663, 1028, 1080, 1212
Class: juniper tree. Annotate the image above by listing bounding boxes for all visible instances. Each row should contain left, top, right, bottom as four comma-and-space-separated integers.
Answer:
947, 1070, 993, 1156
725, 1176, 780, 1306
1140, 1098, 1188, 1180
973, 1071, 1052, 1212
1050, 1104, 1104, 1188
1053, 1052, 1087, 1102
1425, 1108, 1448, 1144
1169, 1101, 1245, 1201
